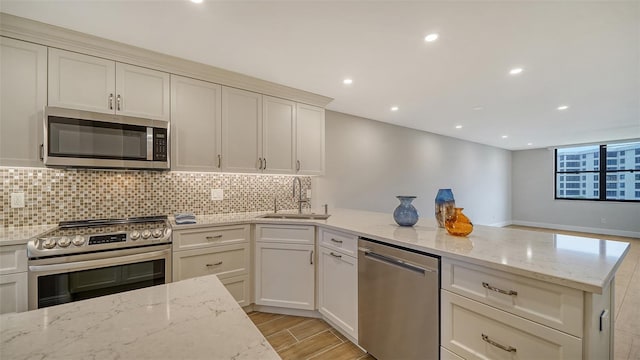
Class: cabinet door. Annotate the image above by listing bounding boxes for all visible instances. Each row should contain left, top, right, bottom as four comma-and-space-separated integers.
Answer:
221, 87, 262, 172
220, 275, 251, 307
296, 103, 325, 175
254, 242, 314, 310
171, 75, 222, 171
116, 63, 170, 121
48, 48, 115, 114
262, 96, 295, 174
0, 37, 46, 167
0, 272, 27, 314
318, 246, 358, 340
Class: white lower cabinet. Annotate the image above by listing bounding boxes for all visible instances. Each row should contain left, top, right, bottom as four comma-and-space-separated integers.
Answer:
0, 244, 28, 314
172, 225, 250, 306
317, 227, 358, 340
318, 245, 358, 340
442, 290, 582, 359
254, 224, 315, 310
0, 272, 28, 314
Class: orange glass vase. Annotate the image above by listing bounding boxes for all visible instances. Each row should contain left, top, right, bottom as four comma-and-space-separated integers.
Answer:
445, 208, 473, 237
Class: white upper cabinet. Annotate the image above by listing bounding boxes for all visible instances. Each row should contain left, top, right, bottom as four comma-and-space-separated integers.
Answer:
48, 48, 169, 120
296, 104, 325, 175
171, 75, 222, 171
221, 86, 263, 172
262, 96, 296, 174
48, 48, 115, 114
115, 63, 170, 120
0, 37, 47, 167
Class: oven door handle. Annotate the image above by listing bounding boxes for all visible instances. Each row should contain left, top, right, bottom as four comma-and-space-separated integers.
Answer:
29, 249, 170, 273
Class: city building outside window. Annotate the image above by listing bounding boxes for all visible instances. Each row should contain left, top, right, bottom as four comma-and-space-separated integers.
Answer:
555, 141, 640, 201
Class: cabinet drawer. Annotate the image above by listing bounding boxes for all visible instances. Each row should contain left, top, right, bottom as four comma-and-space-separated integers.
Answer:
173, 225, 249, 251
255, 224, 314, 245
442, 290, 582, 360
0, 245, 27, 275
442, 258, 583, 337
173, 243, 249, 281
319, 227, 357, 257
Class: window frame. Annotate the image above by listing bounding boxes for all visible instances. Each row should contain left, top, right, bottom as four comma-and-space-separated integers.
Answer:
554, 143, 639, 202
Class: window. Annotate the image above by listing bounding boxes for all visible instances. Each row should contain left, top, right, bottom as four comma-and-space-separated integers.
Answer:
555, 141, 640, 202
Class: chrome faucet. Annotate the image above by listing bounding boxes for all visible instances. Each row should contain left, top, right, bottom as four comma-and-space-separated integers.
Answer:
293, 176, 309, 214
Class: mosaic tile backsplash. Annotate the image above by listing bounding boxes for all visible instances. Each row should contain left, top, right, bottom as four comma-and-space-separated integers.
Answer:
1, 168, 311, 227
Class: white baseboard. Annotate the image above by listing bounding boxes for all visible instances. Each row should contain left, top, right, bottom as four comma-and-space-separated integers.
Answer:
252, 304, 321, 318
486, 220, 513, 227
510, 220, 640, 239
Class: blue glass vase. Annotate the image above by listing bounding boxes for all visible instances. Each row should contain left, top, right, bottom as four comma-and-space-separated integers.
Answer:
435, 189, 455, 228
393, 196, 419, 226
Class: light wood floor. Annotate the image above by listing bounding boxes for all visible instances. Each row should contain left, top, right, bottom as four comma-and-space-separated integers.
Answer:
508, 226, 640, 360
248, 312, 373, 360
251, 227, 640, 360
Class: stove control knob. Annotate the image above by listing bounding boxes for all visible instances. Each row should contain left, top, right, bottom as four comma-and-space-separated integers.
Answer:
152, 229, 163, 238
72, 235, 85, 246
130, 231, 141, 240
141, 230, 152, 239
57, 236, 71, 247
42, 238, 57, 249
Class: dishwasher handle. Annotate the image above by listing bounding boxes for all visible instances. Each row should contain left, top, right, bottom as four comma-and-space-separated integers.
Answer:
360, 247, 436, 274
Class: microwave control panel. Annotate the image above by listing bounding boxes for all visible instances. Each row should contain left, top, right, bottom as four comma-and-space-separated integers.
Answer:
153, 128, 168, 161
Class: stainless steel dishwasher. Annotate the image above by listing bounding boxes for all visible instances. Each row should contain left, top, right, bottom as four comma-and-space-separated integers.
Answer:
358, 237, 440, 360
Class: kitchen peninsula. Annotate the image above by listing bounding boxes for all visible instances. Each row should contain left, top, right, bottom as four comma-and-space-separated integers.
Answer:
0, 208, 630, 360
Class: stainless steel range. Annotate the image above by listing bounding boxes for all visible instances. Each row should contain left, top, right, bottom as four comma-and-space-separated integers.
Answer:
28, 216, 172, 310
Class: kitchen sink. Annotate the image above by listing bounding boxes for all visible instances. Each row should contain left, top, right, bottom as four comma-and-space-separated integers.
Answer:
258, 213, 331, 220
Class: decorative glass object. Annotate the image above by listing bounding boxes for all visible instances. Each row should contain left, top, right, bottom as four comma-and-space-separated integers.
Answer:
393, 196, 419, 227
435, 189, 455, 228
445, 208, 473, 237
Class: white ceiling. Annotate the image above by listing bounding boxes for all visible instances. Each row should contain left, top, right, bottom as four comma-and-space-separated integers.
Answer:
1, 1, 639, 150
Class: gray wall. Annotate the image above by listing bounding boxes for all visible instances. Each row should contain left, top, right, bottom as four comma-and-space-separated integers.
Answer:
313, 111, 512, 226
512, 148, 640, 237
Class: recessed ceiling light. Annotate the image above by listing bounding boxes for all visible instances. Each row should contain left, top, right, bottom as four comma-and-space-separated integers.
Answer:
527, 142, 533, 146
343, 78, 353, 85
509, 68, 523, 75
424, 33, 439, 42
557, 105, 569, 111
472, 106, 484, 111
390, 106, 399, 112
190, 0, 203, 3
455, 125, 463, 129
501, 135, 508, 139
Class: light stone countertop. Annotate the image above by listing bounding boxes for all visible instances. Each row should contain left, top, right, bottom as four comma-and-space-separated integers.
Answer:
173, 208, 630, 294
0, 274, 280, 360
0, 224, 56, 246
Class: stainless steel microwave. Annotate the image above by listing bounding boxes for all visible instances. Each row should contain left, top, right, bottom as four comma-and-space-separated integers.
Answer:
43, 107, 170, 170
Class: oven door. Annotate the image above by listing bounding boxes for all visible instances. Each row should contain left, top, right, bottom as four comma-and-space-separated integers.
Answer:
28, 245, 171, 310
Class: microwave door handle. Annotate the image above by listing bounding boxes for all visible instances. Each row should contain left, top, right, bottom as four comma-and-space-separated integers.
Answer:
29, 249, 170, 274
147, 127, 154, 161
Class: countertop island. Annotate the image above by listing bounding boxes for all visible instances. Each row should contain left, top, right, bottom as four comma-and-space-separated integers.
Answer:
0, 274, 279, 360
170, 208, 630, 294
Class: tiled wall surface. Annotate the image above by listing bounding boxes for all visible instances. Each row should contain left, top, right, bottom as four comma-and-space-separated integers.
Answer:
1, 167, 311, 227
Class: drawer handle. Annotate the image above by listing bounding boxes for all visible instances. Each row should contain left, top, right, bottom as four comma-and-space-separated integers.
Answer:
329, 252, 342, 258
206, 261, 223, 267
482, 282, 518, 296
206, 235, 223, 240
330, 238, 343, 244
481, 334, 517, 353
